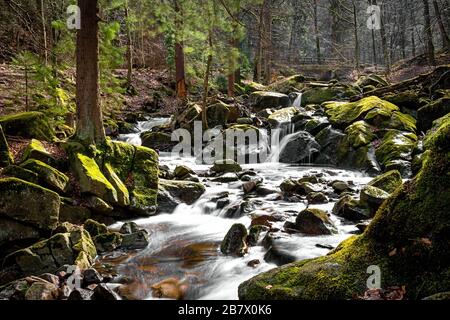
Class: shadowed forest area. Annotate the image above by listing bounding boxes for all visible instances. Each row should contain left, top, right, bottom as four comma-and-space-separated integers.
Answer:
0, 0, 450, 302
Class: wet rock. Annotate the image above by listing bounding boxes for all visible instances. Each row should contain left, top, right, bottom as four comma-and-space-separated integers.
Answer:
121, 230, 150, 250
264, 246, 297, 266
151, 278, 188, 300
332, 195, 368, 221
68, 288, 94, 300
359, 186, 390, 217
247, 260, 261, 268
141, 132, 174, 151
293, 208, 337, 235
211, 159, 242, 174
220, 224, 248, 257
314, 126, 346, 166
119, 222, 140, 235
268, 107, 299, 127
92, 283, 120, 300
247, 225, 268, 247
83, 268, 104, 286
216, 197, 230, 210
302, 86, 343, 106
279, 131, 321, 164
280, 179, 321, 195
307, 192, 328, 204
173, 165, 195, 180
417, 95, 450, 131
249, 91, 290, 111
355, 222, 369, 234
157, 179, 206, 212
375, 130, 416, 175
212, 173, 239, 183
315, 244, 334, 250
331, 180, 350, 193
84, 219, 108, 237
367, 170, 403, 193
25, 280, 59, 300
0, 177, 60, 231
237, 118, 254, 125
93, 232, 123, 253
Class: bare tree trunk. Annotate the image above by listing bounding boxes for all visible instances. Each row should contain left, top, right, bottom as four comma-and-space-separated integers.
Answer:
227, 33, 238, 97
202, 32, 213, 130
352, 2, 360, 69
75, 0, 105, 145
432, 0, 450, 51
174, 0, 187, 99
40, 0, 48, 65
313, 0, 321, 63
423, 0, 436, 65
125, 0, 133, 86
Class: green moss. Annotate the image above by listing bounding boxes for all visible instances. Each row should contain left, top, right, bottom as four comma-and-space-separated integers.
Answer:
268, 75, 306, 94
71, 153, 118, 204
103, 163, 130, 207
2, 165, 40, 184
21, 159, 69, 193
84, 219, 108, 237
21, 139, 56, 165
367, 170, 403, 193
0, 177, 60, 230
375, 130, 417, 168
70, 228, 97, 263
0, 112, 55, 141
302, 87, 343, 106
344, 121, 376, 148
324, 96, 399, 129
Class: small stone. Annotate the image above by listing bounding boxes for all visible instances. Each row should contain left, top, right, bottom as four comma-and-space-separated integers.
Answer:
119, 222, 140, 235
220, 224, 248, 257
247, 259, 261, 268
83, 268, 104, 286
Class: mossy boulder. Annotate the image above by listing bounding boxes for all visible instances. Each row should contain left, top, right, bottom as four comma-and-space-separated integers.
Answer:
205, 101, 230, 127
175, 104, 202, 131
239, 114, 450, 300
103, 163, 130, 207
292, 208, 337, 236
2, 165, 40, 184
332, 195, 368, 221
344, 121, 376, 148
84, 219, 108, 238
211, 159, 242, 173
140, 132, 174, 151
375, 130, 417, 171
0, 112, 55, 141
268, 107, 299, 127
93, 232, 123, 253
59, 202, 91, 225
367, 170, 403, 193
0, 218, 41, 250
20, 159, 69, 194
355, 74, 389, 88
0, 124, 13, 167
4, 227, 96, 278
249, 92, 290, 111
21, 139, 56, 166
0, 178, 60, 230
359, 185, 390, 217
71, 153, 118, 204
302, 86, 344, 106
417, 96, 450, 131
268, 75, 306, 94
157, 179, 206, 212
241, 81, 267, 93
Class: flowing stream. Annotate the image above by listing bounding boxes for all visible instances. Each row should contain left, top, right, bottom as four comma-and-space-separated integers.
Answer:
105, 117, 373, 300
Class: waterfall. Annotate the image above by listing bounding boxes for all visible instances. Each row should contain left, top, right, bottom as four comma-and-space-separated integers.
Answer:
292, 92, 303, 109
268, 122, 296, 163
118, 117, 172, 146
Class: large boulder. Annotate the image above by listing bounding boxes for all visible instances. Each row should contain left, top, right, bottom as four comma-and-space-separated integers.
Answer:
375, 130, 417, 174
417, 95, 450, 131
0, 112, 55, 141
249, 92, 290, 111
359, 185, 390, 217
21, 139, 56, 166
268, 107, 299, 127
0, 178, 60, 230
367, 170, 403, 193
220, 224, 248, 257
157, 179, 206, 212
205, 101, 230, 127
71, 153, 118, 204
278, 131, 321, 164
301, 86, 344, 106
292, 208, 337, 236
140, 132, 175, 152
3, 227, 96, 280
0, 124, 13, 167
238, 114, 450, 300
20, 159, 69, 194
211, 159, 242, 174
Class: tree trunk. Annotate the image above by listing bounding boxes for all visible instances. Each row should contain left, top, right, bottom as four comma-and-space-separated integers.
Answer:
313, 0, 321, 63
125, 0, 133, 86
174, 0, 187, 99
352, 2, 360, 70
202, 32, 213, 130
40, 0, 48, 66
75, 0, 105, 145
432, 0, 450, 51
423, 0, 436, 65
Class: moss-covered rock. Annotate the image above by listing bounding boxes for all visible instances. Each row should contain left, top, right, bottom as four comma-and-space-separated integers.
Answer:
140, 132, 174, 151
59, 202, 91, 225
344, 121, 376, 148
355, 74, 389, 88
0, 178, 60, 230
238, 115, 450, 300
302, 86, 344, 106
250, 92, 290, 111
21, 139, 56, 166
157, 179, 206, 212
4, 227, 96, 278
292, 208, 337, 236
268, 75, 306, 94
211, 159, 242, 173
103, 163, 130, 207
220, 224, 248, 257
21, 159, 69, 194
0, 124, 13, 167
324, 96, 399, 129
332, 195, 368, 221
359, 185, 390, 217
93, 232, 123, 253
84, 219, 108, 238
417, 95, 450, 131
367, 170, 403, 193
0, 218, 40, 249
0, 112, 55, 141
268, 107, 299, 127
71, 153, 118, 204
205, 101, 230, 127
375, 130, 417, 170
2, 165, 40, 184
